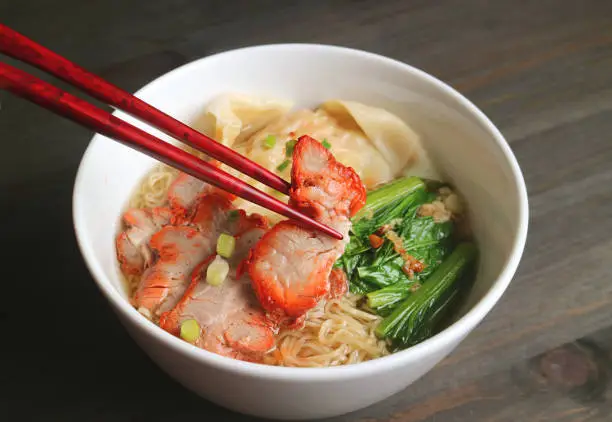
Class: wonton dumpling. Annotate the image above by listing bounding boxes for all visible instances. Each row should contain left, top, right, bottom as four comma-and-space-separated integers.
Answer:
321, 100, 441, 181
199, 95, 441, 225
245, 109, 395, 189
225, 108, 396, 223
202, 93, 293, 147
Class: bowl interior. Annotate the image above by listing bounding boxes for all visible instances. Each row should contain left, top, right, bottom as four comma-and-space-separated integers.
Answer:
74, 44, 526, 367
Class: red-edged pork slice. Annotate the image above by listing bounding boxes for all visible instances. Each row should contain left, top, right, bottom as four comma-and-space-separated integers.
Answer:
247, 135, 366, 322
159, 227, 274, 362
167, 173, 209, 212
132, 226, 210, 316
133, 193, 269, 317
115, 207, 172, 276
133, 194, 232, 315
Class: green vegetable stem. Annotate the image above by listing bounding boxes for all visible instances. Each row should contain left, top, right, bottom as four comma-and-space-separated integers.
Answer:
353, 177, 425, 226
375, 242, 477, 349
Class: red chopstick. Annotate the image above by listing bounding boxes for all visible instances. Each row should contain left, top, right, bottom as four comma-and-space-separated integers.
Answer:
0, 24, 290, 195
0, 62, 343, 240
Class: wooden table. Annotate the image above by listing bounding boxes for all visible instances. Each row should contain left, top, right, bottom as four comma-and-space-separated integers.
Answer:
2, 1, 611, 420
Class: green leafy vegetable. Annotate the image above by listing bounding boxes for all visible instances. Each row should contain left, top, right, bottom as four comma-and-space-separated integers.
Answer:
351, 177, 429, 240
337, 235, 371, 294
340, 177, 431, 293
375, 242, 477, 349
344, 182, 450, 294
322, 139, 331, 149
366, 282, 416, 316
336, 176, 478, 348
349, 221, 452, 293
357, 260, 405, 289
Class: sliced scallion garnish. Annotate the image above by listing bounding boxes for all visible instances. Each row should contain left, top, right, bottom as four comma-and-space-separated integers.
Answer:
263, 134, 276, 149
216, 233, 236, 258
285, 139, 297, 157
277, 160, 291, 172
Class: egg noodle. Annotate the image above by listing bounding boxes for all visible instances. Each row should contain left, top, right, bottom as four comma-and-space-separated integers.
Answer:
124, 165, 389, 367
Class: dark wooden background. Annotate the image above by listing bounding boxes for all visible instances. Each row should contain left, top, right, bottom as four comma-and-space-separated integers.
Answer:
2, 1, 612, 421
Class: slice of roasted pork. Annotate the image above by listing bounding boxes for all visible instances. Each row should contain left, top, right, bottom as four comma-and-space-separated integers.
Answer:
247, 135, 366, 323
116, 207, 172, 276
132, 193, 269, 318
159, 226, 274, 362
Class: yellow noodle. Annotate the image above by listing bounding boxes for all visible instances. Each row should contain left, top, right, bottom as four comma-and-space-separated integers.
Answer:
263, 294, 389, 367
128, 164, 178, 209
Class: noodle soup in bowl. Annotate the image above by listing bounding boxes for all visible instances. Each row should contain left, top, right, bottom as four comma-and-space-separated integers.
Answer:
73, 45, 528, 420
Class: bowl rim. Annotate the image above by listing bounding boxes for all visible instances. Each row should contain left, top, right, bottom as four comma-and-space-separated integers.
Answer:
73, 43, 529, 381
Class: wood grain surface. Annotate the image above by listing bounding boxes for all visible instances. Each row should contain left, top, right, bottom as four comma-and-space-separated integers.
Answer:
2, 1, 612, 421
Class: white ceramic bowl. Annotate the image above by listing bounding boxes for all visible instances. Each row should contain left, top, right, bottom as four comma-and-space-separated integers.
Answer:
73, 44, 528, 420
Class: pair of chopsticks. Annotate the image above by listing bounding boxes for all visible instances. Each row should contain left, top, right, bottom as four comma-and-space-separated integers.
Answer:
0, 25, 342, 240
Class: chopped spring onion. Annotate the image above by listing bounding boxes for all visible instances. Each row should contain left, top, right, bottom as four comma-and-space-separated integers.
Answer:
227, 209, 240, 222
322, 139, 331, 149
277, 160, 291, 172
285, 139, 297, 157
180, 319, 200, 343
206, 255, 229, 286
216, 233, 236, 258
263, 134, 276, 149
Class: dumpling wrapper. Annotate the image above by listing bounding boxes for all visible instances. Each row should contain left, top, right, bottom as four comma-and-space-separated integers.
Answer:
200, 93, 294, 147
320, 100, 441, 181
